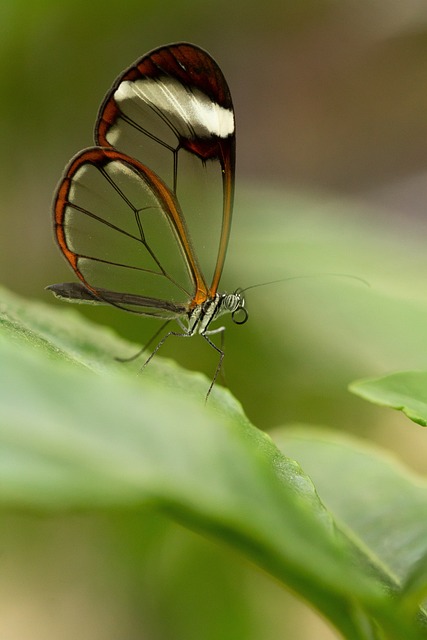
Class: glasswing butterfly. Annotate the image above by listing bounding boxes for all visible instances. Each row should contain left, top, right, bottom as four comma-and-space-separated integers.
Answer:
48, 43, 247, 398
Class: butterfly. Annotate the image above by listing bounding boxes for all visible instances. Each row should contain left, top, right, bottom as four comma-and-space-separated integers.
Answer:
47, 43, 247, 398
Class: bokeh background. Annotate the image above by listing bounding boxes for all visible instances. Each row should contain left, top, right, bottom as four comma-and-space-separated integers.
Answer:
3, 1, 427, 638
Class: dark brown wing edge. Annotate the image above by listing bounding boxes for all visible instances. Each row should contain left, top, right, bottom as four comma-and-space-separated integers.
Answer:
47, 282, 186, 316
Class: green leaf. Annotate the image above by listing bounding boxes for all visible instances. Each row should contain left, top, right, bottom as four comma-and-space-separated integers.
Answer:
1, 285, 426, 639
273, 426, 427, 634
401, 550, 427, 614
350, 371, 427, 426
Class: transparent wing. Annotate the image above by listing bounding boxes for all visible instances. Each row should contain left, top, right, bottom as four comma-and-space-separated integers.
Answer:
53, 147, 208, 317
95, 42, 236, 297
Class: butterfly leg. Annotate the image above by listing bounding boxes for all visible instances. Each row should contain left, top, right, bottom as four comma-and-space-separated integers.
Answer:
141, 327, 192, 372
202, 326, 226, 401
116, 319, 172, 363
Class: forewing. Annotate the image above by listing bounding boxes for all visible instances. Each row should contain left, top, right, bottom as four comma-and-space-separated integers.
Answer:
96, 43, 236, 297
53, 147, 208, 317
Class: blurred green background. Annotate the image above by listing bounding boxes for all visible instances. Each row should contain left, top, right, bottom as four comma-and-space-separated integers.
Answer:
3, 1, 427, 638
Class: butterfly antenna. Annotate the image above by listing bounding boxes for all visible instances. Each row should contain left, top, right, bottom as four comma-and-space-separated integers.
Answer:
240, 272, 371, 294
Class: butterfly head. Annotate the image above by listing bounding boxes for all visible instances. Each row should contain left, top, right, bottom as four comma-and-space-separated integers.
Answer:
224, 289, 247, 325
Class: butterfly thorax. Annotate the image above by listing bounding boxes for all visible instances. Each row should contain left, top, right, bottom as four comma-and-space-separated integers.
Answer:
187, 291, 245, 335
